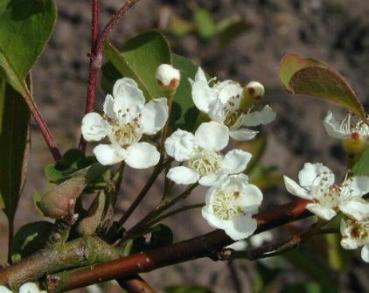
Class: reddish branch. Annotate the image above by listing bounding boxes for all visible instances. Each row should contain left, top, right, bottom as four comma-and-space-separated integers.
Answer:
50, 199, 310, 291
80, 0, 142, 150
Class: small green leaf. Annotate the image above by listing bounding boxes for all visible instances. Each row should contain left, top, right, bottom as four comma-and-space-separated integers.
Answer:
193, 7, 216, 41
352, 147, 369, 176
165, 285, 213, 293
0, 79, 30, 218
11, 221, 53, 263
171, 54, 200, 131
279, 53, 365, 119
104, 31, 172, 99
216, 16, 252, 46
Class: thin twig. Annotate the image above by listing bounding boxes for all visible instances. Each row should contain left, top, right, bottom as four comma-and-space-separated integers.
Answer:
117, 275, 156, 293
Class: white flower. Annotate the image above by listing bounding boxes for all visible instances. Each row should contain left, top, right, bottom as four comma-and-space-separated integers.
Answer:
323, 111, 369, 140
283, 162, 369, 221
155, 64, 180, 88
202, 174, 263, 240
189, 67, 276, 141
81, 78, 168, 168
19, 282, 46, 293
0, 286, 12, 293
250, 231, 273, 247
340, 217, 369, 263
165, 121, 252, 186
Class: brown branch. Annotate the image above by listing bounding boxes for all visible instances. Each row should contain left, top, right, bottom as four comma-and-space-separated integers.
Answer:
48, 199, 310, 291
117, 275, 156, 293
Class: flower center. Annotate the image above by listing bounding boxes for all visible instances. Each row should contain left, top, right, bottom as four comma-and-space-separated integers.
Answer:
224, 110, 240, 128
347, 219, 369, 242
212, 190, 244, 220
188, 148, 222, 176
107, 116, 142, 147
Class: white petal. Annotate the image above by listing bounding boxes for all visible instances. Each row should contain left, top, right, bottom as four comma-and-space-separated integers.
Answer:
195, 121, 229, 152
250, 231, 273, 247
113, 78, 145, 123
93, 144, 126, 165
238, 184, 263, 209
339, 199, 369, 221
0, 286, 12, 293
298, 162, 334, 189
190, 68, 216, 113
141, 98, 168, 135
214, 80, 243, 104
341, 237, 360, 250
199, 172, 226, 187
306, 203, 337, 220
323, 111, 347, 139
361, 245, 369, 263
347, 176, 369, 197
201, 206, 227, 229
226, 240, 248, 251
19, 282, 40, 293
125, 142, 160, 169
167, 166, 200, 185
155, 64, 180, 86
226, 215, 257, 241
242, 105, 276, 127
221, 149, 252, 174
165, 129, 196, 162
81, 112, 109, 142
103, 94, 116, 119
283, 176, 311, 199
229, 128, 258, 141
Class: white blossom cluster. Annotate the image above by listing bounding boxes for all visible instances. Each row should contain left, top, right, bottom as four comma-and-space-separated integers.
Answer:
0, 282, 46, 293
81, 65, 276, 241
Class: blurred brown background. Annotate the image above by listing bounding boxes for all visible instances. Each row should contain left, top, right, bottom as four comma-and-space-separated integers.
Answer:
1, 0, 369, 292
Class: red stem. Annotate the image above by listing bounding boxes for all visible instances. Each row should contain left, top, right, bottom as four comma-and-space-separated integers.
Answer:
52, 199, 310, 291
79, 0, 142, 150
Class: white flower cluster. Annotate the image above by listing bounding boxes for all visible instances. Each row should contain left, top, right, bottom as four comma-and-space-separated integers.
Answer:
0, 282, 46, 293
284, 162, 369, 262
81, 65, 276, 240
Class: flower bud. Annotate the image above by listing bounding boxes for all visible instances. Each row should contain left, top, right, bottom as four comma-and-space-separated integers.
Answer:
156, 64, 180, 91
245, 81, 265, 100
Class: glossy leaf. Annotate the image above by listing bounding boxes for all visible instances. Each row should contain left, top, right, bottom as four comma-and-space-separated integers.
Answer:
0, 79, 30, 218
171, 54, 200, 131
0, 0, 56, 96
279, 53, 365, 119
104, 31, 172, 99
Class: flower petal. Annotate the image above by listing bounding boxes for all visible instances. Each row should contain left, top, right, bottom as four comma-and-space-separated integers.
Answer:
0, 286, 12, 293
283, 176, 311, 199
19, 282, 42, 293
298, 162, 334, 189
229, 128, 258, 141
339, 199, 369, 220
226, 215, 257, 241
201, 206, 227, 229
214, 80, 242, 104
103, 94, 116, 119
199, 172, 226, 186
242, 105, 276, 127
81, 112, 109, 142
113, 78, 145, 123
165, 129, 196, 161
141, 98, 168, 135
195, 121, 229, 152
323, 111, 347, 139
238, 184, 263, 209
347, 176, 369, 197
190, 68, 216, 113
221, 149, 252, 174
125, 142, 160, 169
93, 144, 126, 165
306, 203, 337, 220
361, 245, 369, 263
167, 166, 200, 185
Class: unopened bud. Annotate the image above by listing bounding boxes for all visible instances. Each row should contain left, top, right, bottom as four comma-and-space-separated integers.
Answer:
245, 81, 265, 100
343, 133, 367, 166
156, 64, 180, 91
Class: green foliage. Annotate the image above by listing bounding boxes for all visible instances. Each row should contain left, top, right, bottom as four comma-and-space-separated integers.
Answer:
11, 221, 53, 263
104, 31, 172, 99
352, 147, 369, 176
165, 285, 212, 293
0, 0, 56, 97
279, 53, 366, 120
193, 7, 216, 41
0, 79, 30, 219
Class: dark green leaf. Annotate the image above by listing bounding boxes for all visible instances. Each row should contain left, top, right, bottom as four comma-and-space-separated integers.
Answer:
352, 147, 369, 176
149, 224, 173, 248
11, 221, 53, 263
0, 79, 30, 218
171, 54, 200, 131
104, 31, 172, 99
216, 17, 252, 46
279, 53, 365, 119
165, 285, 212, 293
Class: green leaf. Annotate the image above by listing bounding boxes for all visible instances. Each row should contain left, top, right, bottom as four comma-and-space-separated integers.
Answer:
0, 79, 30, 218
104, 31, 172, 99
11, 221, 53, 263
279, 53, 365, 119
352, 147, 369, 176
171, 54, 200, 131
193, 7, 216, 41
0, 0, 56, 96
165, 285, 212, 293
216, 16, 252, 47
